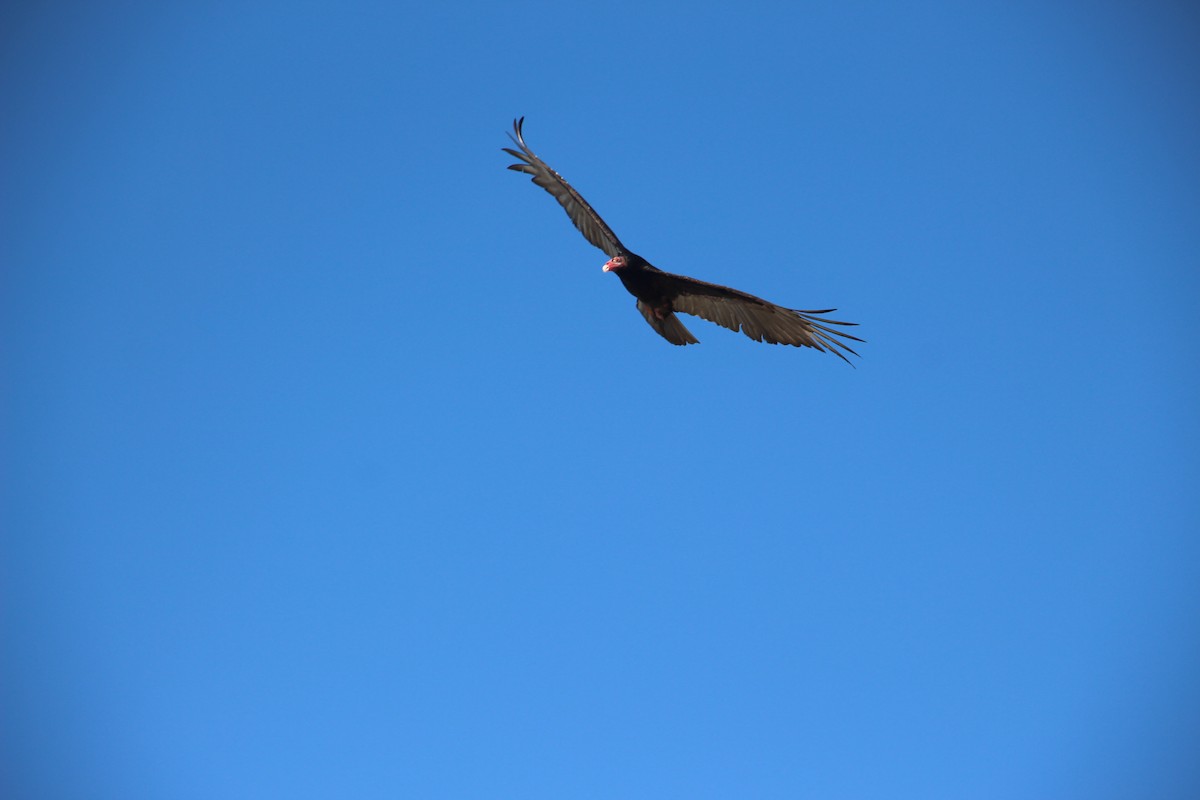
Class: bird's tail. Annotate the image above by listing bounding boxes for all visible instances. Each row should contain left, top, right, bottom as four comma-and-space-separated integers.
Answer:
637, 300, 699, 346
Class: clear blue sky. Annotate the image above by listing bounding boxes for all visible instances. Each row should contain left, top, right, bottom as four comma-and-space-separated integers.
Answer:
3, 2, 1198, 798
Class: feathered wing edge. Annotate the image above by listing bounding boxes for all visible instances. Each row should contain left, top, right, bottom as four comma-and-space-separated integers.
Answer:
636, 300, 700, 346
503, 118, 626, 258
664, 274, 863, 363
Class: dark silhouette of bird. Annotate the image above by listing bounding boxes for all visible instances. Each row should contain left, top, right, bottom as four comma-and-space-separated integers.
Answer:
503, 118, 863, 362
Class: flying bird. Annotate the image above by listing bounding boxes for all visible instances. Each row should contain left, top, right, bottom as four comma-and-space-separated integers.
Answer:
503, 117, 863, 361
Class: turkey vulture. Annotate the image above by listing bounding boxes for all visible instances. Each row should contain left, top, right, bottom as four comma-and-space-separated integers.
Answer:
504, 117, 863, 362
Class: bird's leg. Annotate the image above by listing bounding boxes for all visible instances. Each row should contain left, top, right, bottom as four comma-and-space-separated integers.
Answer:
653, 304, 671, 320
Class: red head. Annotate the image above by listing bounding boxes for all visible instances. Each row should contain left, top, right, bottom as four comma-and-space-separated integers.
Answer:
602, 255, 627, 272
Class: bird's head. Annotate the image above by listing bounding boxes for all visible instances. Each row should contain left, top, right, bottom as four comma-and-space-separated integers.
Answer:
602, 255, 628, 272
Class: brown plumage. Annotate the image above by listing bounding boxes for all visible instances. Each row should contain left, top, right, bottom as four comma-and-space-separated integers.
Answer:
504, 118, 863, 362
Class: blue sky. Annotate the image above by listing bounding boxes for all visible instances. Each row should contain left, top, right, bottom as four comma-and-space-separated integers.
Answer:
3, 2, 1198, 797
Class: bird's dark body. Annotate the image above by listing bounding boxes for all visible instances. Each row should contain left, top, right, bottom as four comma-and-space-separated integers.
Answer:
503, 118, 863, 361
613, 255, 670, 308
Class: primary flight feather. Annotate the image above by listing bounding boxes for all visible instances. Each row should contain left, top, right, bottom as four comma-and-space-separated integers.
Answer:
503, 117, 863, 362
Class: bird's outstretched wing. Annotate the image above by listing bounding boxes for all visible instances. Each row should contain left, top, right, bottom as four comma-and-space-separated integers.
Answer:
503, 117, 626, 258
661, 272, 863, 362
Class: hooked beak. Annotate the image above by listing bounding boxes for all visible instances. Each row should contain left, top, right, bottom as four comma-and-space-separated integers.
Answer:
603, 256, 624, 272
